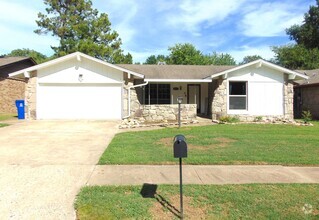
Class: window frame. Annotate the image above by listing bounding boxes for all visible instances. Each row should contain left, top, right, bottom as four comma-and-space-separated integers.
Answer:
144, 83, 171, 105
227, 80, 248, 113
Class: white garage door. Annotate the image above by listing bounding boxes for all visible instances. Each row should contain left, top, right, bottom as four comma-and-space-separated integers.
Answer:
37, 84, 122, 119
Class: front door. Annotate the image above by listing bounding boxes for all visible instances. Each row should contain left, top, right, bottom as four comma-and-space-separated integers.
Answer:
187, 84, 201, 113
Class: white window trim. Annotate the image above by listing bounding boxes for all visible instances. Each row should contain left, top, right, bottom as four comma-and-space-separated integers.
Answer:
227, 80, 249, 114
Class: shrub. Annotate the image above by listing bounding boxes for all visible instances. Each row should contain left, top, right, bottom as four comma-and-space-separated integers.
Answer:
219, 115, 240, 123
301, 110, 312, 123
254, 116, 263, 122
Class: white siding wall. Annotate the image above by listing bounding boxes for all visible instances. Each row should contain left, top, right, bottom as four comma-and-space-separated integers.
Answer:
227, 66, 284, 116
38, 58, 123, 84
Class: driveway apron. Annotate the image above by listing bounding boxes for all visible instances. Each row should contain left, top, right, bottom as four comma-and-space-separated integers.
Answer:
0, 120, 119, 220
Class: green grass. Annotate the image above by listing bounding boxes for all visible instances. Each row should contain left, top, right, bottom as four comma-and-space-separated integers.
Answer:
0, 123, 9, 128
0, 113, 17, 121
75, 184, 319, 219
99, 122, 319, 165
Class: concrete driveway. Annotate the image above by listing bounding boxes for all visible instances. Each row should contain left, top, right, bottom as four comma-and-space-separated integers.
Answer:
0, 120, 119, 220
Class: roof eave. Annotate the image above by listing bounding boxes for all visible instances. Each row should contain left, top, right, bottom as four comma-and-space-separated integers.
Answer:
211, 59, 308, 80
9, 52, 145, 79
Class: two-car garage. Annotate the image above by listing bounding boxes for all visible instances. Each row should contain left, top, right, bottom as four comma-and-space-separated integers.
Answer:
8, 52, 144, 120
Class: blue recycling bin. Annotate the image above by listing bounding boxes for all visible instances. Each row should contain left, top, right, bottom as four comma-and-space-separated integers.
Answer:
15, 100, 25, 120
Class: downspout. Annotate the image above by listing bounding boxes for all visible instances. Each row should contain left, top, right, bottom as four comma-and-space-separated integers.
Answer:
123, 80, 149, 119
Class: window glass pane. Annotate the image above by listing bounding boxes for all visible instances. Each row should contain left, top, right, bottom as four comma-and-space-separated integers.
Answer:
230, 82, 246, 95
229, 97, 246, 110
144, 84, 170, 104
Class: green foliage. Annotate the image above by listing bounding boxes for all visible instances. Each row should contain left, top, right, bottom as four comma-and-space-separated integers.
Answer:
6, 48, 48, 64
168, 43, 204, 65
76, 184, 319, 219
219, 115, 240, 123
144, 54, 169, 64
35, 0, 131, 63
273, 1, 319, 69
301, 110, 312, 123
272, 44, 319, 69
286, 0, 319, 49
254, 116, 263, 122
99, 123, 319, 165
204, 52, 236, 65
144, 43, 236, 65
240, 55, 263, 65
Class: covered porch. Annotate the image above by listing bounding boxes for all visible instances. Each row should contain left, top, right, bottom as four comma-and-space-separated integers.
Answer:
126, 79, 212, 122
139, 81, 211, 115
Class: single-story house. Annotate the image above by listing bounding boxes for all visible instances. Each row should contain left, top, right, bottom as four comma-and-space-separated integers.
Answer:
0, 57, 36, 113
294, 69, 319, 119
9, 52, 308, 121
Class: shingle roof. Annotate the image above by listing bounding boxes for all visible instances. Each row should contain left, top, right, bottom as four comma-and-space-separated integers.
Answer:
295, 69, 319, 86
0, 57, 33, 67
118, 64, 235, 79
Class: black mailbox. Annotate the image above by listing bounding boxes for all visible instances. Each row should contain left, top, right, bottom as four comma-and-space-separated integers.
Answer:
173, 134, 187, 158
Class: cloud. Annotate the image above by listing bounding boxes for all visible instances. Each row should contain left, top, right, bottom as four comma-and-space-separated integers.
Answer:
166, 0, 247, 35
95, 0, 138, 44
240, 2, 305, 37
225, 45, 275, 63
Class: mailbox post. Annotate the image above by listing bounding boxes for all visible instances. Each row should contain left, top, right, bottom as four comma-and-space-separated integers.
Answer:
173, 134, 187, 219
177, 97, 183, 128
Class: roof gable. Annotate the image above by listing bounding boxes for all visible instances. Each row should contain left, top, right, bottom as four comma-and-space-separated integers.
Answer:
8, 52, 144, 79
211, 59, 308, 80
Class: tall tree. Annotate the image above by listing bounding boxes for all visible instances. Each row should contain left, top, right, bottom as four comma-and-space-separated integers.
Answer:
168, 43, 205, 65
273, 1, 319, 69
239, 55, 263, 65
35, 0, 132, 63
272, 45, 319, 69
204, 52, 236, 65
286, 0, 319, 49
6, 48, 48, 64
144, 54, 169, 64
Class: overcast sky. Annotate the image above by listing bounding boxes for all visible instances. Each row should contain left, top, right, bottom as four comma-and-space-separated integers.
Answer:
0, 0, 315, 63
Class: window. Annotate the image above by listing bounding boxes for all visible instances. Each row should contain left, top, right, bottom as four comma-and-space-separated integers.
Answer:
229, 81, 247, 110
145, 84, 170, 104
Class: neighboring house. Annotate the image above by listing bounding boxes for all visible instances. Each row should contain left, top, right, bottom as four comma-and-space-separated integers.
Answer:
294, 69, 319, 119
9, 52, 307, 121
0, 57, 36, 113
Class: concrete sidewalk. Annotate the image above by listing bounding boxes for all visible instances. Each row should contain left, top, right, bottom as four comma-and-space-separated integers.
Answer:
88, 165, 319, 185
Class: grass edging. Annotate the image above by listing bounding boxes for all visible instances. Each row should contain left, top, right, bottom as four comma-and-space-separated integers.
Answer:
75, 184, 319, 219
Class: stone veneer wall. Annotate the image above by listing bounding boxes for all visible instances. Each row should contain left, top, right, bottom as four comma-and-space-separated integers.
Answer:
25, 71, 37, 119
211, 78, 227, 120
283, 80, 294, 120
0, 77, 26, 113
136, 104, 197, 122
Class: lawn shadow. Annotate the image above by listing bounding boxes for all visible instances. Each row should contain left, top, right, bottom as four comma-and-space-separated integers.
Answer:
140, 183, 181, 219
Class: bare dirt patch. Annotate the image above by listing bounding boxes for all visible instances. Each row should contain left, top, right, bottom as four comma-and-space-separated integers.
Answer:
158, 136, 236, 150
158, 136, 196, 147
150, 194, 207, 219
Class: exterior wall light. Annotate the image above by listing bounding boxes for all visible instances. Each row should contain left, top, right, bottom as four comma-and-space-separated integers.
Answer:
78, 74, 83, 82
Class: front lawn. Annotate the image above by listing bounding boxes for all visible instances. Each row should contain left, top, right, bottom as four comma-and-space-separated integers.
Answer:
99, 123, 319, 165
0, 113, 17, 121
75, 184, 319, 219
